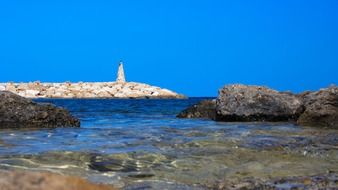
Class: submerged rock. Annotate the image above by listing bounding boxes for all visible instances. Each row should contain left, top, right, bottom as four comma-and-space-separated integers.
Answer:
177, 99, 216, 119
297, 86, 338, 128
0, 170, 116, 190
0, 91, 80, 128
213, 173, 338, 190
215, 84, 303, 122
88, 157, 139, 172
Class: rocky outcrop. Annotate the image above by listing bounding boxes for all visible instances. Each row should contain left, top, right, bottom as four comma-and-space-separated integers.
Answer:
177, 100, 216, 119
297, 86, 338, 128
215, 84, 304, 122
177, 84, 338, 128
0, 82, 185, 99
0, 91, 80, 129
0, 170, 116, 190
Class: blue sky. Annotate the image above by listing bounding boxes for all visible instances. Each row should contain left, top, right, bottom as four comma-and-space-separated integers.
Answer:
0, 0, 337, 96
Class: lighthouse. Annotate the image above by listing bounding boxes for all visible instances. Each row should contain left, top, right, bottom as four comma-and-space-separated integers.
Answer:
116, 61, 126, 83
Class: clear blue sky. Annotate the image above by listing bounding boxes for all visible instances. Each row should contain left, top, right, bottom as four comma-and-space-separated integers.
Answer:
1, 0, 337, 96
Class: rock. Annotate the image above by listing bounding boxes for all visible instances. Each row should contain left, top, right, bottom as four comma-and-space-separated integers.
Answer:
0, 170, 116, 190
178, 84, 338, 128
25, 89, 41, 98
297, 86, 338, 128
177, 100, 216, 119
213, 173, 338, 190
2, 82, 184, 99
96, 90, 113, 98
215, 84, 304, 122
151, 91, 160, 96
0, 91, 80, 129
5, 83, 16, 92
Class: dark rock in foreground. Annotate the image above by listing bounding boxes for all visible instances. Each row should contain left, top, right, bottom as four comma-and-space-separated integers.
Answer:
177, 84, 338, 128
0, 91, 80, 128
177, 99, 216, 119
216, 84, 303, 122
297, 86, 338, 128
0, 170, 116, 190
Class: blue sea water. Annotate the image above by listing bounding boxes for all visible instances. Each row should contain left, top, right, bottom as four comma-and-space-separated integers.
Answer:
1, 98, 211, 154
0, 98, 337, 189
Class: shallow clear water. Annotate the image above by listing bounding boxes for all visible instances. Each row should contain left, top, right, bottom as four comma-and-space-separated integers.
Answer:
0, 98, 337, 189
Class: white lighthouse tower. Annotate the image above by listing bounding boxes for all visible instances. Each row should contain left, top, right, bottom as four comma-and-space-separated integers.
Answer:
116, 61, 126, 83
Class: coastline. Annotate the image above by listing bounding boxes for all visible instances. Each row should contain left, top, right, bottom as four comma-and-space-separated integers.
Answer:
0, 88, 337, 189
0, 81, 185, 99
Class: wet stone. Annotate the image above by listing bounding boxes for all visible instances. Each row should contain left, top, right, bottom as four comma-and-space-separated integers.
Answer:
213, 173, 338, 190
124, 180, 207, 190
127, 173, 155, 178
89, 157, 139, 172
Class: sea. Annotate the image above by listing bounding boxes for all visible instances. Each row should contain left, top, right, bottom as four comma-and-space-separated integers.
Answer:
0, 98, 337, 189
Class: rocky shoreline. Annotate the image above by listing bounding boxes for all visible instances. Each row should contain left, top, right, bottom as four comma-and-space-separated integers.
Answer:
1, 83, 337, 189
0, 91, 80, 129
0, 81, 185, 99
178, 84, 338, 128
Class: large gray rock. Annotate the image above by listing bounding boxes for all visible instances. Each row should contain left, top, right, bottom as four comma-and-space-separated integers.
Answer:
0, 91, 80, 129
215, 84, 304, 122
178, 84, 338, 128
177, 100, 216, 119
297, 86, 338, 128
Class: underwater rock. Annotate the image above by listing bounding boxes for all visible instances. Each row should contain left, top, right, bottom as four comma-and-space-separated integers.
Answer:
0, 91, 80, 128
88, 158, 139, 173
0, 170, 116, 190
213, 173, 338, 190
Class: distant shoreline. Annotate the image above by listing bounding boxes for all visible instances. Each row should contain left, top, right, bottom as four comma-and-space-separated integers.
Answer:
0, 81, 186, 99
